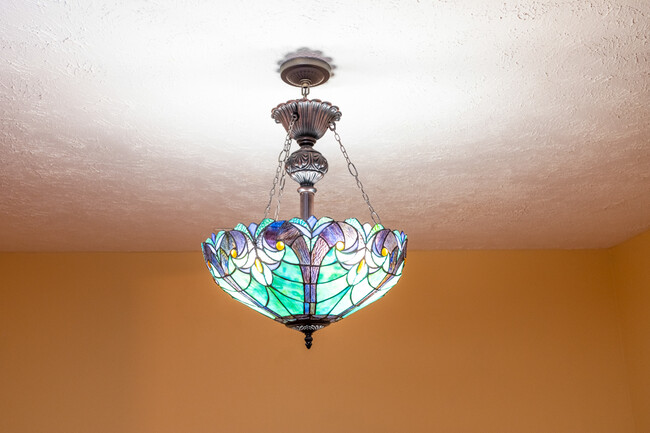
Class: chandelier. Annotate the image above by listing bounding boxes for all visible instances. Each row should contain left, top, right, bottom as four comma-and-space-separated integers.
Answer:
201, 50, 408, 348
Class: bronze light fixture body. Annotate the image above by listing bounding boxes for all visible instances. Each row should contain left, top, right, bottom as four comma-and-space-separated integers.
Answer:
202, 50, 407, 348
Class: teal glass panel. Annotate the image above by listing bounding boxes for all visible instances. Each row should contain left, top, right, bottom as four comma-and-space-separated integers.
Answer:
231, 269, 251, 290
329, 289, 354, 316
268, 287, 303, 316
270, 274, 304, 302
315, 274, 350, 301
265, 289, 293, 317
281, 247, 301, 265
350, 279, 375, 305
244, 279, 269, 307
272, 260, 304, 283
368, 269, 390, 289
317, 261, 348, 283
315, 286, 351, 315
233, 223, 250, 237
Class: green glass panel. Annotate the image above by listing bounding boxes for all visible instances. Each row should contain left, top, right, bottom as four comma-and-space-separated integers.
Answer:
351, 279, 375, 305
265, 289, 292, 317
271, 274, 305, 302
231, 269, 251, 290
368, 269, 389, 289
317, 261, 348, 283
329, 288, 354, 316
268, 287, 302, 316
315, 286, 350, 315
244, 279, 269, 306
281, 247, 301, 265
316, 274, 350, 301
288, 217, 310, 231
272, 260, 304, 283
234, 223, 249, 234
367, 223, 383, 238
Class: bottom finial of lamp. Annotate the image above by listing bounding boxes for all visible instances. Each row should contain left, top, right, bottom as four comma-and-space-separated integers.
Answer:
285, 319, 331, 349
303, 331, 314, 349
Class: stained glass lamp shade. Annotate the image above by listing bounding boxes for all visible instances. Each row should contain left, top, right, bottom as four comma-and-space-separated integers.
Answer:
201, 53, 407, 348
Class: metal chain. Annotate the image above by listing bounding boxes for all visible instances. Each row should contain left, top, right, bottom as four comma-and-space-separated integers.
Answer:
264, 114, 297, 220
274, 156, 288, 220
329, 122, 382, 225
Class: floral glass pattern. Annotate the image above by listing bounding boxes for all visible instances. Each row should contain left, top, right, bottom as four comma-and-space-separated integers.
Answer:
202, 216, 407, 327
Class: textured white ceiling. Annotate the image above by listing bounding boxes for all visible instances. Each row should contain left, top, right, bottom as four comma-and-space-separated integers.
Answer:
1, 0, 649, 251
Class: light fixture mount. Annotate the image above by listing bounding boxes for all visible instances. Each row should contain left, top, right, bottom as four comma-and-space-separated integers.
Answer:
202, 50, 407, 349
279, 54, 332, 88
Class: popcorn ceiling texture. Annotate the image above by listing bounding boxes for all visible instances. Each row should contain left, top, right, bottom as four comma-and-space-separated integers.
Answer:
1, 0, 649, 251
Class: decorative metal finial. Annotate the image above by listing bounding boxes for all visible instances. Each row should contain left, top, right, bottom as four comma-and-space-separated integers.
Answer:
303, 331, 313, 349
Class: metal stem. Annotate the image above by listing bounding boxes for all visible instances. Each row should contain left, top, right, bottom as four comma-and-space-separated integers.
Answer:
298, 186, 316, 220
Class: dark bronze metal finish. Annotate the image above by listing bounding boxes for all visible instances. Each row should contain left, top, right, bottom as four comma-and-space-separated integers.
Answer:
285, 147, 328, 186
272, 99, 341, 145
279, 56, 332, 87
298, 186, 316, 220
272, 99, 340, 225
284, 319, 332, 349
303, 331, 314, 349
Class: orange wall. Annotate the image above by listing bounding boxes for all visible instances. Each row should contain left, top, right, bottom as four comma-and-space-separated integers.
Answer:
0, 250, 636, 433
612, 230, 650, 433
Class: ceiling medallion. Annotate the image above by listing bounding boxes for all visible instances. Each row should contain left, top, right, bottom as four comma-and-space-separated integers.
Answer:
201, 50, 408, 349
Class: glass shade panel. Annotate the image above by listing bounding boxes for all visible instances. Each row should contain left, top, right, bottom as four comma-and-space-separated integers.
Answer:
202, 216, 407, 329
